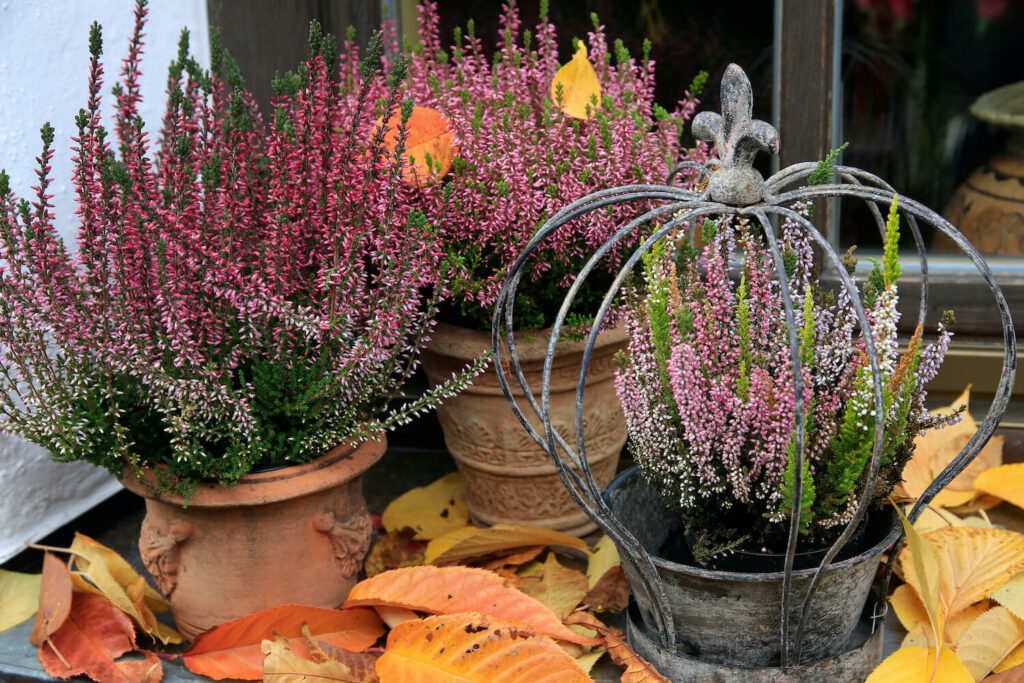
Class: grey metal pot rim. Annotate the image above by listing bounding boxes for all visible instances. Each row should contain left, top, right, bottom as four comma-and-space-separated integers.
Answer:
606, 466, 902, 582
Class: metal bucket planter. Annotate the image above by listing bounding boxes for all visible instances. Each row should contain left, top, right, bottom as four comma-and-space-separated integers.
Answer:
604, 467, 899, 670
490, 63, 1015, 679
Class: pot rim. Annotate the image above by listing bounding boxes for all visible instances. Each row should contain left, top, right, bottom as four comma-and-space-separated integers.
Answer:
427, 320, 628, 364
604, 466, 901, 582
120, 437, 386, 508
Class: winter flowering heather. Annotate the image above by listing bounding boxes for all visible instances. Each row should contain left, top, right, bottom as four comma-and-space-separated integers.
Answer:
401, 1, 707, 330
0, 2, 481, 492
615, 200, 955, 554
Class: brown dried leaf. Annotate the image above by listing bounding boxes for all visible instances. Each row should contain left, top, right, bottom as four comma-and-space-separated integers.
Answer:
424, 524, 588, 566
986, 662, 1024, 681
565, 611, 670, 682
581, 566, 629, 613
477, 546, 546, 571
363, 530, 424, 578
262, 634, 357, 682
30, 553, 72, 647
301, 624, 380, 682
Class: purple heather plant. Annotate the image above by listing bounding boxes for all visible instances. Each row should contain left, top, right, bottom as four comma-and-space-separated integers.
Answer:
398, 1, 707, 330
615, 198, 956, 555
0, 2, 483, 494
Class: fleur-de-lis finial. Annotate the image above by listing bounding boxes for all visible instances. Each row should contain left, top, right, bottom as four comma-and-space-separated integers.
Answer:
693, 64, 779, 206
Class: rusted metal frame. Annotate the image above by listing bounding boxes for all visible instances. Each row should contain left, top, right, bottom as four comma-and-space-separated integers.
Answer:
766, 162, 930, 329
550, 204, 734, 647
491, 187, 699, 648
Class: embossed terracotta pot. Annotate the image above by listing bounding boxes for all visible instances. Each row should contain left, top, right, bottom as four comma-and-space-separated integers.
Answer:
120, 438, 384, 640
421, 322, 626, 536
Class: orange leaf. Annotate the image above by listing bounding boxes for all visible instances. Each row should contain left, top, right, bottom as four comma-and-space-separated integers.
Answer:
550, 42, 602, 120
376, 106, 456, 186
375, 612, 593, 682
30, 552, 72, 647
37, 592, 163, 682
344, 565, 599, 646
865, 646, 972, 682
564, 611, 669, 682
581, 566, 630, 614
182, 605, 384, 680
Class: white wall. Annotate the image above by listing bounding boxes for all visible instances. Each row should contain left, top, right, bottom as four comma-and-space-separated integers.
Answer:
0, 0, 210, 562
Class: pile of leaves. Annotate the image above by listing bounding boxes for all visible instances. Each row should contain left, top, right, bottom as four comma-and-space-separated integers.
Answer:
870, 388, 1024, 682
0, 472, 664, 681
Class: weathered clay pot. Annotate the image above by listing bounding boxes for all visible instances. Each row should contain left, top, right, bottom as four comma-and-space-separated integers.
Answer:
943, 81, 1024, 254
120, 439, 385, 640
422, 322, 627, 536
603, 467, 899, 672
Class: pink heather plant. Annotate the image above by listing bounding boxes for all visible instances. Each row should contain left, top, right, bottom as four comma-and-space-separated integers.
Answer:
615, 201, 955, 555
0, 1, 482, 493
398, 1, 707, 330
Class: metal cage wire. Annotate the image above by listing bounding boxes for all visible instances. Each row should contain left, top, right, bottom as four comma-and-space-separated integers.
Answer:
490, 64, 1017, 668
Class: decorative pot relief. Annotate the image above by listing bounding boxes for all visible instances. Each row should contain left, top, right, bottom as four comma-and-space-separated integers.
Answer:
139, 517, 194, 600
313, 506, 373, 578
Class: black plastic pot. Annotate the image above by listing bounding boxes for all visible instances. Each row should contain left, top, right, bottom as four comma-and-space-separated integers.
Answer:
602, 467, 901, 668
676, 512, 870, 573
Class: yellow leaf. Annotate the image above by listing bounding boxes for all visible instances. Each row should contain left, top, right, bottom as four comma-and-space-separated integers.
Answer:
586, 535, 621, 589
991, 572, 1024, 621
892, 583, 930, 635
897, 502, 942, 645
376, 612, 593, 682
516, 553, 590, 620
69, 533, 181, 644
0, 569, 41, 633
995, 642, 1024, 673
903, 624, 933, 649
896, 387, 1003, 508
575, 647, 605, 675
956, 606, 1024, 681
424, 523, 588, 565
926, 528, 1024, 627
381, 472, 468, 541
977, 464, 1024, 512
70, 533, 169, 613
551, 42, 601, 120
261, 633, 354, 682
915, 505, 968, 535
946, 601, 991, 647
866, 647, 972, 682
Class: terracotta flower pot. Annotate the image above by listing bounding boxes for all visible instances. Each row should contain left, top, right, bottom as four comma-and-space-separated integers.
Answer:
120, 439, 385, 640
421, 322, 626, 536
943, 81, 1024, 254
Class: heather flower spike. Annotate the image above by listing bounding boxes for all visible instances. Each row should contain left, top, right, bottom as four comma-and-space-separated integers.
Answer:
693, 63, 780, 205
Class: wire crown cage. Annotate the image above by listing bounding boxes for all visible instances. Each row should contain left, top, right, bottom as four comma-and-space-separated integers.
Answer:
491, 63, 1017, 668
